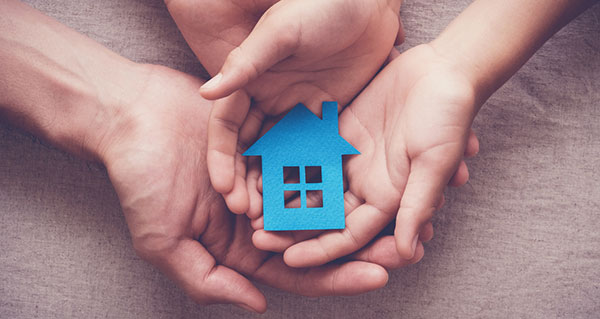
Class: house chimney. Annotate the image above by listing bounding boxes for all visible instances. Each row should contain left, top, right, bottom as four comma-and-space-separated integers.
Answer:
322, 101, 339, 133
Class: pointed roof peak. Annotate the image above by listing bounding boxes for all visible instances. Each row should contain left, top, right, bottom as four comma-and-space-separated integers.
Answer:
243, 102, 359, 157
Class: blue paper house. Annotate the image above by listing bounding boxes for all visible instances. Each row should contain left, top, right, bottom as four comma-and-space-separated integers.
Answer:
243, 101, 359, 231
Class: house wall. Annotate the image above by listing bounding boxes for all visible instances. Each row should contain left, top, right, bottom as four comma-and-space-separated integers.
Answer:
261, 156, 345, 231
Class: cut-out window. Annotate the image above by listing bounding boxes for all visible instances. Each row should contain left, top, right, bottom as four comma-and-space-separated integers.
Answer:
283, 166, 323, 209
306, 190, 323, 208
283, 166, 300, 184
305, 166, 322, 183
284, 191, 301, 208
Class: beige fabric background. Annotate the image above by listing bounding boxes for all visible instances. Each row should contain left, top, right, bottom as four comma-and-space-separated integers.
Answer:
1, 0, 599, 317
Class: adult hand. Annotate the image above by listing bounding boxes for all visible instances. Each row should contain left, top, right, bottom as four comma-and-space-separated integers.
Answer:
0, 0, 419, 310
165, 0, 404, 213
99, 65, 419, 312
253, 45, 480, 265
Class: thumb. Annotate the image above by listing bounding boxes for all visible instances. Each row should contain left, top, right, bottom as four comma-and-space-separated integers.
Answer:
152, 238, 267, 313
394, 147, 463, 259
207, 90, 251, 195
200, 8, 300, 100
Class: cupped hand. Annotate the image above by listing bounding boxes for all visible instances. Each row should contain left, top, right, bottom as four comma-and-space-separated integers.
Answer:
98, 65, 416, 312
253, 45, 480, 266
165, 0, 404, 213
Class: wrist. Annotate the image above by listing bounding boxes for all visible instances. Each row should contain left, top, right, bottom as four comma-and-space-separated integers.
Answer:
427, 38, 494, 109
73, 60, 152, 164
428, 0, 596, 108
403, 43, 479, 119
0, 57, 148, 164
429, 32, 505, 112
0, 0, 152, 164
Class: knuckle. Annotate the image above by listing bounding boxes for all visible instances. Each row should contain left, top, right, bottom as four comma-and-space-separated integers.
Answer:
212, 116, 241, 135
343, 227, 362, 249
274, 28, 300, 52
227, 47, 246, 66
228, 47, 260, 80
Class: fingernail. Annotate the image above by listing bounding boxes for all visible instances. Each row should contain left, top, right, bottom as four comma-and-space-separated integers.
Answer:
202, 73, 222, 91
235, 303, 257, 313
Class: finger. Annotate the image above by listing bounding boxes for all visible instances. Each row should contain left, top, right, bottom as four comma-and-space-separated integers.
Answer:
350, 236, 424, 269
246, 158, 263, 219
464, 129, 479, 158
207, 91, 251, 194
436, 194, 446, 211
395, 149, 463, 259
448, 160, 469, 187
238, 106, 266, 152
257, 175, 263, 194
144, 238, 266, 313
305, 186, 323, 208
251, 216, 264, 231
283, 171, 300, 184
223, 106, 265, 214
394, 17, 405, 46
253, 229, 321, 253
199, 6, 300, 100
253, 118, 278, 198
419, 222, 434, 243
253, 255, 388, 297
253, 230, 297, 252
284, 202, 394, 268
284, 192, 301, 207
343, 191, 363, 216
251, 0, 282, 13
385, 47, 401, 66
222, 151, 250, 214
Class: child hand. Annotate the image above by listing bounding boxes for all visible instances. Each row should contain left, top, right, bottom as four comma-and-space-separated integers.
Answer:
166, 0, 403, 213
253, 45, 480, 265
251, 0, 597, 266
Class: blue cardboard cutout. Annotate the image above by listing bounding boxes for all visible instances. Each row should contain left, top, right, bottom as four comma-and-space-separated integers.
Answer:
244, 101, 359, 231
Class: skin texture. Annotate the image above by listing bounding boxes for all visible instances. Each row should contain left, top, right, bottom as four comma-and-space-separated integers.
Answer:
0, 1, 422, 312
251, 45, 478, 264
3, 0, 595, 311
165, 0, 404, 213
250, 0, 599, 265
100, 65, 418, 312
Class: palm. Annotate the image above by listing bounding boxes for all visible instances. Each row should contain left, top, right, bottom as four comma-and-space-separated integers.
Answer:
341, 45, 475, 257
254, 45, 478, 267
345, 46, 475, 205
100, 66, 400, 311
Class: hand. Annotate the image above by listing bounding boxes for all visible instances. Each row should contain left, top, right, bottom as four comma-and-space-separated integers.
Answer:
99, 65, 420, 312
251, 0, 598, 267
165, 0, 404, 213
253, 45, 480, 266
